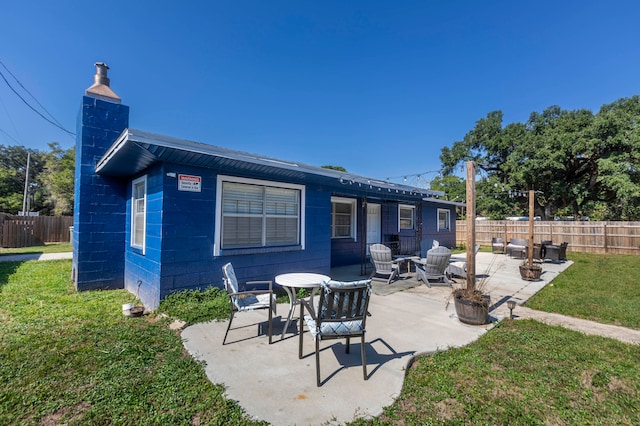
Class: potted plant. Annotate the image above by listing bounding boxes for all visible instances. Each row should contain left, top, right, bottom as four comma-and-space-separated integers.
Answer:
450, 252, 496, 325
519, 190, 543, 281
452, 284, 490, 325
519, 258, 542, 281
450, 161, 490, 325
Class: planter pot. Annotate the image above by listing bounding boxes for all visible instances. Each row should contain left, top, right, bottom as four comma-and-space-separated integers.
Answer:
519, 264, 542, 281
453, 291, 489, 325
129, 306, 144, 317
122, 303, 134, 316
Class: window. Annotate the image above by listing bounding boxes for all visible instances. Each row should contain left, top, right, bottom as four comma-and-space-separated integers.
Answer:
438, 208, 451, 232
399, 205, 415, 230
131, 175, 147, 253
331, 197, 357, 239
216, 176, 304, 252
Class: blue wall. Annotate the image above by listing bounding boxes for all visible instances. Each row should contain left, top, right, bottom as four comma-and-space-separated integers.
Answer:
329, 199, 457, 267
74, 95, 457, 309
422, 201, 456, 248
122, 163, 333, 309
73, 96, 129, 291
124, 163, 164, 307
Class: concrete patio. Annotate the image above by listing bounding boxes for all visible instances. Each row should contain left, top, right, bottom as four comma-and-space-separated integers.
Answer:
181, 252, 571, 425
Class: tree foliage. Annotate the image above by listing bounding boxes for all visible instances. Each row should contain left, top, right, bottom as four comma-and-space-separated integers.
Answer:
41, 143, 75, 215
0, 143, 75, 216
321, 165, 347, 172
439, 96, 640, 220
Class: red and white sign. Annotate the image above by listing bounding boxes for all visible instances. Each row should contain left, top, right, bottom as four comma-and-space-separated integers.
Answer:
178, 174, 202, 192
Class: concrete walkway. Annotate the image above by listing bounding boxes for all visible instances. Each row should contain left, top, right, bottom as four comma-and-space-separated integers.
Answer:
182, 253, 627, 425
0, 252, 72, 262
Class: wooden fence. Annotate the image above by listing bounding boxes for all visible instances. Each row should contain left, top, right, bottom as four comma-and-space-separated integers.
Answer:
0, 215, 73, 248
456, 220, 640, 255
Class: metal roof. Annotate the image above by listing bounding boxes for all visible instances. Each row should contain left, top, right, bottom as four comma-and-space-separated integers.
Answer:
96, 128, 449, 199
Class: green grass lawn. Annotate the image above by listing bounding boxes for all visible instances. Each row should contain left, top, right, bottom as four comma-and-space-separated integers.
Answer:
0, 260, 260, 425
0, 242, 71, 256
1, 255, 639, 425
526, 252, 640, 329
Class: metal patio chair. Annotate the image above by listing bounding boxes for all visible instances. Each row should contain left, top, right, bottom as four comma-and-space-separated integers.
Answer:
298, 279, 372, 387
222, 262, 277, 345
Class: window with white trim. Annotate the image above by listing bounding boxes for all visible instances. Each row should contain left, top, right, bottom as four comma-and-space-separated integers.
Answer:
438, 208, 451, 232
399, 205, 415, 230
331, 197, 357, 239
131, 175, 147, 253
219, 178, 302, 249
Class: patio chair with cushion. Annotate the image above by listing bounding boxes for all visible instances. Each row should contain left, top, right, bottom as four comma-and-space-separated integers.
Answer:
298, 279, 372, 387
506, 238, 528, 258
544, 242, 568, 262
222, 262, 277, 345
491, 237, 505, 253
369, 243, 400, 284
414, 246, 452, 287
448, 244, 480, 278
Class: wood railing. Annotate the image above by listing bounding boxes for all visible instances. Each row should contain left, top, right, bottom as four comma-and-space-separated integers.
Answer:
456, 220, 640, 255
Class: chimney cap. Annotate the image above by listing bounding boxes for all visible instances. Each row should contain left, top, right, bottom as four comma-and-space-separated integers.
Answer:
85, 61, 121, 103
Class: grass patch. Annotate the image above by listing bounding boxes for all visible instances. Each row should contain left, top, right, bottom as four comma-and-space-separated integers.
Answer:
3, 254, 639, 425
360, 320, 640, 425
158, 286, 229, 325
0, 242, 72, 256
526, 252, 640, 329
0, 260, 263, 425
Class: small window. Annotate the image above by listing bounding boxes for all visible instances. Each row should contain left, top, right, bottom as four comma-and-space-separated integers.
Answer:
399, 205, 415, 230
438, 208, 451, 232
131, 175, 147, 253
331, 197, 357, 239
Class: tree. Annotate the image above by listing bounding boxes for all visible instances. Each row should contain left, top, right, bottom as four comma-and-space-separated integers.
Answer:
321, 165, 347, 172
41, 143, 75, 215
0, 145, 46, 214
439, 96, 640, 220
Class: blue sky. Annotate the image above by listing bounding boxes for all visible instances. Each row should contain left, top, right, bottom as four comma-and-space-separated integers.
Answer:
1, 1, 639, 185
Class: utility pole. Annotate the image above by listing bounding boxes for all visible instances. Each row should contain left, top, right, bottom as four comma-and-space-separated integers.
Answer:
22, 152, 30, 216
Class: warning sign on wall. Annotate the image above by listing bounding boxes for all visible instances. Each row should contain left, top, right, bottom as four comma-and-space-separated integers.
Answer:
178, 174, 202, 192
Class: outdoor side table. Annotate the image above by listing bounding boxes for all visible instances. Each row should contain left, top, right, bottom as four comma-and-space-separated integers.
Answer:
393, 255, 420, 274
275, 273, 331, 340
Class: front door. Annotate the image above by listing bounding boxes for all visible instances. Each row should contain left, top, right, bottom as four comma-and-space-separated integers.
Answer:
366, 204, 381, 254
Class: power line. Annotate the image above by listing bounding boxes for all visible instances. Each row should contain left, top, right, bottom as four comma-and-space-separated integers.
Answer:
0, 61, 66, 129
0, 127, 21, 144
0, 62, 76, 136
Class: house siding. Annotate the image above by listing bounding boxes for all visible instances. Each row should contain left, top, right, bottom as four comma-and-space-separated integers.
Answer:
122, 162, 333, 309
76, 90, 458, 311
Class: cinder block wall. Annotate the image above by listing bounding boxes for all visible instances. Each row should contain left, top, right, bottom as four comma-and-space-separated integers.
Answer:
73, 96, 129, 290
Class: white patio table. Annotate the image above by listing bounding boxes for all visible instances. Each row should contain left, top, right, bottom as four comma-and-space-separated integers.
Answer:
275, 273, 330, 339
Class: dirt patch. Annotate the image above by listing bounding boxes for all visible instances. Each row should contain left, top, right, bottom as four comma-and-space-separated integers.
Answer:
39, 401, 91, 425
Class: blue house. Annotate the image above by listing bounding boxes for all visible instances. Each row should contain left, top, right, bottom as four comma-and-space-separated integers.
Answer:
73, 63, 460, 309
